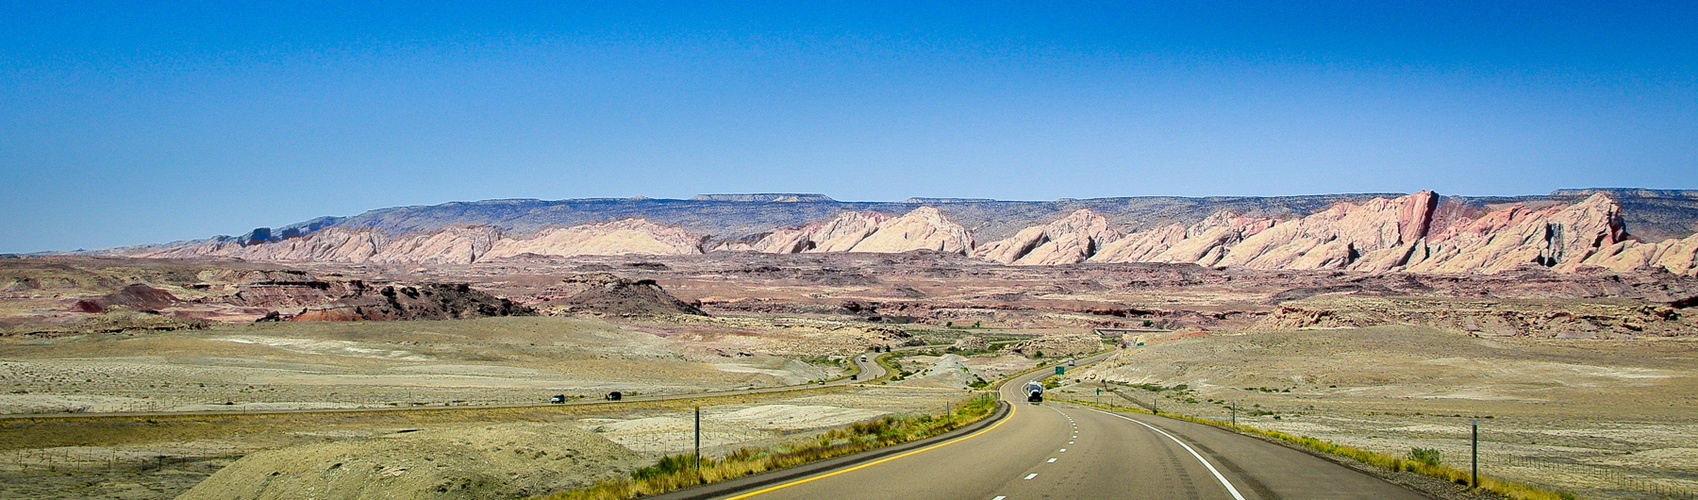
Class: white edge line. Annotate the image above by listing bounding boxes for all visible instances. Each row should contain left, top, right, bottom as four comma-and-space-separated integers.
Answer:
1087, 408, 1248, 500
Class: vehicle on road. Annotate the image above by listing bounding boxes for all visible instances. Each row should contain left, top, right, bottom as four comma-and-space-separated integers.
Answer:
859, 354, 868, 362
549, 394, 566, 404
1024, 381, 1044, 403
605, 391, 622, 401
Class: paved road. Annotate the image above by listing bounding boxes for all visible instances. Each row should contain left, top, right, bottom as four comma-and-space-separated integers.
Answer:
714, 354, 1427, 500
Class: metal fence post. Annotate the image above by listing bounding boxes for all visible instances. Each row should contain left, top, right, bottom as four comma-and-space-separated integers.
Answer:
1471, 419, 1479, 489
694, 405, 702, 483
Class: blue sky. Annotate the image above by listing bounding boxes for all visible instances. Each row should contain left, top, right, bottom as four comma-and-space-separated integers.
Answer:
2, 1, 1695, 252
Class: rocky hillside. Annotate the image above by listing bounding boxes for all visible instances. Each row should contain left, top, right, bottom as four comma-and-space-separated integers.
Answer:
538, 273, 707, 318
112, 190, 1698, 276
290, 283, 535, 321
974, 191, 1697, 275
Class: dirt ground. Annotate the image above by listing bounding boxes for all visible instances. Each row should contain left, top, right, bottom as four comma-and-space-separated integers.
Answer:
0, 385, 980, 500
4, 256, 1697, 499
0, 315, 978, 500
1058, 326, 1698, 500
0, 316, 852, 415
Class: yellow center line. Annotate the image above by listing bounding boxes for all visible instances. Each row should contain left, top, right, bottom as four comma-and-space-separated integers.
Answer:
724, 402, 1020, 499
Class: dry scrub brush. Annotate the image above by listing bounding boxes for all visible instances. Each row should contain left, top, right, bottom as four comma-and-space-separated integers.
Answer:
1063, 399, 1577, 500
538, 395, 999, 500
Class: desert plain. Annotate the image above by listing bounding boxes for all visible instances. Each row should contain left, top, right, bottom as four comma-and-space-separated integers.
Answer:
3, 190, 1698, 499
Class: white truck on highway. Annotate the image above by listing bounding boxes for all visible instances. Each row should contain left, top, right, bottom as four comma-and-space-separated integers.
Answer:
1024, 380, 1044, 403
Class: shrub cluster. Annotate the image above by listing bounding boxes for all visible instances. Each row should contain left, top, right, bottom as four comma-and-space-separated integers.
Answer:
542, 395, 999, 500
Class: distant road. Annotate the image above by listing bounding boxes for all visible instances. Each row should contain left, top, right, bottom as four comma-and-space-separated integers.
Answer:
707, 353, 1428, 500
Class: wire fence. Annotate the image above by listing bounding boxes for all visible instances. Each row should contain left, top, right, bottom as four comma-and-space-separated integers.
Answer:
5, 390, 641, 416
1, 442, 232, 475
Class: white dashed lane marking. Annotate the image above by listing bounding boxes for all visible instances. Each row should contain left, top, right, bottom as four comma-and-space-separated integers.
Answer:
992, 496, 1006, 500
1047, 458, 1057, 463
1024, 473, 1038, 480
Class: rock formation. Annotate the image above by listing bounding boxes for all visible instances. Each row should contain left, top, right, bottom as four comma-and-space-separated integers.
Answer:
291, 283, 535, 321
132, 220, 701, 264
541, 273, 706, 317
1405, 194, 1624, 273
1581, 233, 1698, 275
1214, 191, 1438, 271
1089, 212, 1278, 265
720, 211, 891, 253
76, 283, 181, 312
481, 219, 703, 260
111, 191, 1698, 276
1077, 191, 1698, 276
135, 225, 501, 265
726, 207, 974, 255
845, 207, 974, 254
976, 209, 1121, 265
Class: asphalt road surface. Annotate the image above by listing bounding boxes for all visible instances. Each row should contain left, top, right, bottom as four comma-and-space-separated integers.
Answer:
715, 355, 1428, 500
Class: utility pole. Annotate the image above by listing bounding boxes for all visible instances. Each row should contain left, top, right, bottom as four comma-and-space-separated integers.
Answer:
1471, 419, 1479, 489
1231, 401, 1236, 427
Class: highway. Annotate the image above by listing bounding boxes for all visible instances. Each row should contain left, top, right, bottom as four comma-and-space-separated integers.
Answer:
711, 355, 1428, 500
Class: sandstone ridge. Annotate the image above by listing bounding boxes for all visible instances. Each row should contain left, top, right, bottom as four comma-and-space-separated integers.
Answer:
119, 193, 1698, 276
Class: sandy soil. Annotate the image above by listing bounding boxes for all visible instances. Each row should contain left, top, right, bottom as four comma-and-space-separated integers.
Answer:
1057, 326, 1698, 499
0, 315, 974, 500
0, 317, 846, 415
0, 384, 980, 500
176, 422, 645, 500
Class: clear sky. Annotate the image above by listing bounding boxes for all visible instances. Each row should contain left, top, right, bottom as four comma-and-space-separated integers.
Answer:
2, 1, 1695, 253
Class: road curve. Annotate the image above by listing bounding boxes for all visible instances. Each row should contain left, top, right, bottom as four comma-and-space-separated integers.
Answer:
709, 354, 1428, 500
